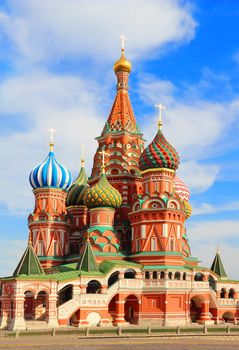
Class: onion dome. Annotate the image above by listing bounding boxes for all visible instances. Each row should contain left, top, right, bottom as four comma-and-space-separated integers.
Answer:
174, 176, 190, 201
66, 165, 88, 207
114, 48, 131, 74
183, 200, 192, 219
139, 130, 180, 171
29, 144, 72, 190
84, 174, 122, 209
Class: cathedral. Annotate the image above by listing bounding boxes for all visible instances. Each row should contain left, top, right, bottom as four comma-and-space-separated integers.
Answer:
0, 45, 238, 330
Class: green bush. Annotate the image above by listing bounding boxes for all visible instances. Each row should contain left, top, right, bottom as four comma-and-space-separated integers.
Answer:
89, 329, 118, 335
230, 328, 239, 332
151, 328, 176, 333
19, 331, 51, 336
180, 328, 203, 333
207, 327, 227, 332
56, 329, 85, 335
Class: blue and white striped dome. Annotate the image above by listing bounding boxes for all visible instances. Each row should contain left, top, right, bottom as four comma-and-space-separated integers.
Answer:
29, 150, 72, 190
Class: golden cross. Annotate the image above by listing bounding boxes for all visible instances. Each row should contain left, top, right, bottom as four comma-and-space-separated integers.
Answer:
99, 148, 109, 174
80, 144, 85, 167
155, 104, 166, 130
119, 34, 127, 50
48, 128, 56, 151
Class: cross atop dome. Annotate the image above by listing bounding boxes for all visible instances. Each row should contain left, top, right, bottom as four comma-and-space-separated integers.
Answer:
155, 104, 166, 131
80, 144, 85, 168
114, 35, 131, 74
119, 34, 127, 51
99, 148, 109, 174
48, 128, 56, 151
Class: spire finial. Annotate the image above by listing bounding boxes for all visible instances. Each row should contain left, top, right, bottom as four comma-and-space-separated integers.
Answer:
28, 232, 32, 245
155, 104, 166, 130
48, 128, 56, 151
99, 147, 108, 174
217, 243, 220, 254
80, 144, 85, 168
119, 34, 127, 52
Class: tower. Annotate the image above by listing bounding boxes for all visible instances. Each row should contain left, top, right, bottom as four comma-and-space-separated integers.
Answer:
90, 40, 144, 251
28, 131, 72, 268
66, 147, 88, 255
129, 110, 193, 267
84, 150, 123, 260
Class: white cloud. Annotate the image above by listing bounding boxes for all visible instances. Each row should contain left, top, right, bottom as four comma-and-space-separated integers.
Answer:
140, 75, 238, 160
178, 161, 220, 193
0, 0, 196, 66
188, 220, 239, 242
0, 70, 106, 212
192, 201, 239, 215
187, 220, 239, 279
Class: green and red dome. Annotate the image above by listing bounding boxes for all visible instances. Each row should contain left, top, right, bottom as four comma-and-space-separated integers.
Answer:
84, 174, 122, 209
139, 130, 180, 171
66, 166, 88, 207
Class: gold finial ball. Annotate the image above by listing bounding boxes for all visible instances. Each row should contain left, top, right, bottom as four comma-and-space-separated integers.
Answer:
183, 200, 192, 219
114, 49, 132, 74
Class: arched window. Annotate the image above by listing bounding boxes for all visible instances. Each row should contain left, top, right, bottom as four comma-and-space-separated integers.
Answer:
86, 280, 101, 294
208, 275, 216, 291
153, 271, 157, 280
194, 272, 204, 281
160, 271, 165, 279
151, 237, 157, 251
168, 272, 173, 280
124, 269, 136, 279
145, 271, 150, 279
183, 272, 187, 281
174, 272, 181, 280
229, 289, 235, 299
220, 288, 226, 298
58, 285, 73, 306
38, 241, 44, 255
170, 239, 175, 251
108, 272, 119, 287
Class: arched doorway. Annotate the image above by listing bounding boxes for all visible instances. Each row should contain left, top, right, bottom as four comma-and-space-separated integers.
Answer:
35, 291, 47, 320
24, 291, 35, 320
108, 272, 119, 287
86, 280, 101, 294
124, 295, 139, 324
190, 296, 203, 323
58, 284, 73, 306
222, 311, 234, 323
229, 289, 235, 299
194, 273, 204, 281
124, 269, 136, 279
108, 295, 117, 324
220, 288, 226, 298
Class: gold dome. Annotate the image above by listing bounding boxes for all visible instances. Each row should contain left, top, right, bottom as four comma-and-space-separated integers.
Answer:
114, 49, 132, 74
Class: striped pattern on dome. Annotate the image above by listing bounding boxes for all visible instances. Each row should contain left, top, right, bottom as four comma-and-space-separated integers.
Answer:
66, 167, 88, 207
84, 174, 122, 209
174, 176, 190, 201
139, 131, 179, 171
29, 151, 72, 190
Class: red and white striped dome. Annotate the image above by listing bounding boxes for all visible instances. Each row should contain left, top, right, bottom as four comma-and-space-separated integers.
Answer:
174, 176, 190, 201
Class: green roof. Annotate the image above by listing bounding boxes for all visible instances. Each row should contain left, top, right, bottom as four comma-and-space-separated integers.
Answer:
76, 239, 99, 272
210, 250, 227, 280
13, 242, 45, 276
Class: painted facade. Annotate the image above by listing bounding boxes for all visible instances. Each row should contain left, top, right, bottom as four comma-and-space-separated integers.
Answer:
0, 47, 239, 330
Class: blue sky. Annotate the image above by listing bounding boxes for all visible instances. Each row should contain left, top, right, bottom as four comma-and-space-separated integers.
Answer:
0, 0, 238, 277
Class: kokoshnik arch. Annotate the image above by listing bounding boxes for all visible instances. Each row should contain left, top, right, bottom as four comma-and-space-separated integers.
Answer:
0, 42, 238, 330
